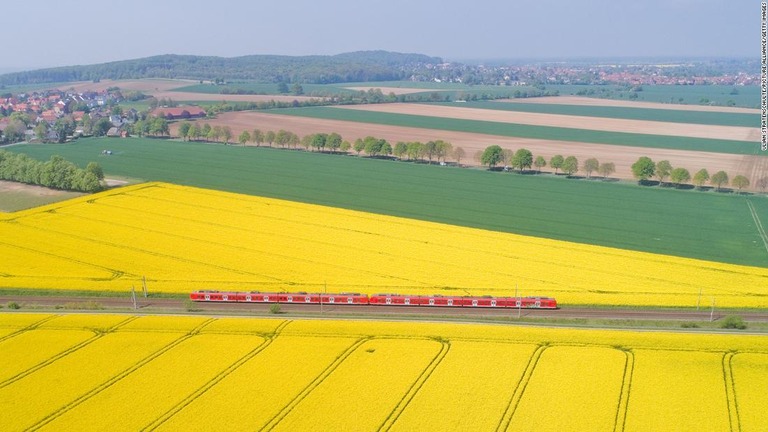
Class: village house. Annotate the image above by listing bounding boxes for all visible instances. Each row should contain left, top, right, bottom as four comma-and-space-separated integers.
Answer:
153, 106, 206, 120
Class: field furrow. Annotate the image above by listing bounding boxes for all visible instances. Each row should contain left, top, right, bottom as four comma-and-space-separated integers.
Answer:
270, 338, 443, 431
37, 333, 265, 432
730, 353, 768, 432
0, 330, 184, 431
390, 341, 537, 431
0, 329, 96, 385
506, 346, 627, 432
624, 350, 731, 432
158, 335, 359, 431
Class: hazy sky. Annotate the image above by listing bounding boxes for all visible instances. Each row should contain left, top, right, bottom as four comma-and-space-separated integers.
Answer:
7, 0, 758, 69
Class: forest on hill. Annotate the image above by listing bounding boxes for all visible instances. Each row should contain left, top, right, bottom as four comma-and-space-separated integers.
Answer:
0, 51, 443, 86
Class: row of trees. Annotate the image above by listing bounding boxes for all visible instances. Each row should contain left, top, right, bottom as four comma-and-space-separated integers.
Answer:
630, 157, 761, 192
477, 145, 617, 178
177, 122, 231, 143
0, 151, 104, 192
175, 123, 469, 165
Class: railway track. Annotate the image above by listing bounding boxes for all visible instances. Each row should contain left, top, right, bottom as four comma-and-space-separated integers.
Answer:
1, 295, 767, 324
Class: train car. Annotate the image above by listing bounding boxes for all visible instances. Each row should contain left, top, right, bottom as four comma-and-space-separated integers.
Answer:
190, 291, 557, 309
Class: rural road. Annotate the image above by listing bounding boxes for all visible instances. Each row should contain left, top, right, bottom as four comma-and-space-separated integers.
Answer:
2, 295, 767, 324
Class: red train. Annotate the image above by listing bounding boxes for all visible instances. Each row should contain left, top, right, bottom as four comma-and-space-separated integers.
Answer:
189, 290, 558, 309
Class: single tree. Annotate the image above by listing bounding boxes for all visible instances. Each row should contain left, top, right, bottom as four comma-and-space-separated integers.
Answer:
693, 169, 710, 188
277, 82, 289, 93
562, 156, 579, 176
434, 140, 452, 163
393, 142, 408, 160
353, 138, 365, 155
326, 132, 342, 153
669, 167, 691, 187
252, 129, 264, 147
598, 162, 615, 179
340, 140, 351, 153
222, 126, 233, 144
550, 155, 564, 174
453, 146, 466, 165
423, 141, 438, 163
732, 175, 750, 192
408, 141, 425, 161
265, 130, 276, 147
656, 160, 673, 185
711, 171, 729, 191
511, 148, 533, 172
238, 130, 251, 146
34, 122, 48, 141
501, 148, 514, 168
291, 83, 304, 95
533, 155, 546, 173
189, 123, 201, 141
201, 123, 212, 140
631, 156, 656, 182
85, 162, 104, 181
480, 145, 504, 168
583, 158, 599, 178
178, 121, 192, 141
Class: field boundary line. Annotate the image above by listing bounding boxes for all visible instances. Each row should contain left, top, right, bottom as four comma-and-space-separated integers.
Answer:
261, 336, 371, 431
379, 338, 451, 431
496, 344, 547, 432
0, 314, 59, 343
0, 330, 104, 389
747, 199, 768, 257
613, 349, 635, 432
723, 352, 740, 432
27, 318, 216, 431
143, 320, 292, 431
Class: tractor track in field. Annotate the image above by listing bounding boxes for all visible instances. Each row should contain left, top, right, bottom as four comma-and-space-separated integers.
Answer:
2, 295, 768, 324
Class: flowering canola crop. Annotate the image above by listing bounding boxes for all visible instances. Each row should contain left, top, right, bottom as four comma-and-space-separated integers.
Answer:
0, 182, 766, 307
0, 313, 766, 431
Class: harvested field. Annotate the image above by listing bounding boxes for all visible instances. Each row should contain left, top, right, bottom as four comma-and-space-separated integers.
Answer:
178, 111, 766, 187
339, 103, 758, 142
0, 181, 84, 212
57, 79, 194, 93
49, 79, 319, 103
502, 95, 762, 114
150, 91, 319, 103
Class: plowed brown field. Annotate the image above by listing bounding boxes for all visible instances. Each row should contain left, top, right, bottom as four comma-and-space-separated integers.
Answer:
338, 103, 758, 141
172, 111, 765, 187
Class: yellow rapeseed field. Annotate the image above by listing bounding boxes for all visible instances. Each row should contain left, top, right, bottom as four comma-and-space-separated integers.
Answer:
0, 182, 766, 307
1, 313, 767, 431
506, 346, 627, 432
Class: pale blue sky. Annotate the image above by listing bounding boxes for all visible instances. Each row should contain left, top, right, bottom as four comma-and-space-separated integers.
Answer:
7, 0, 758, 69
